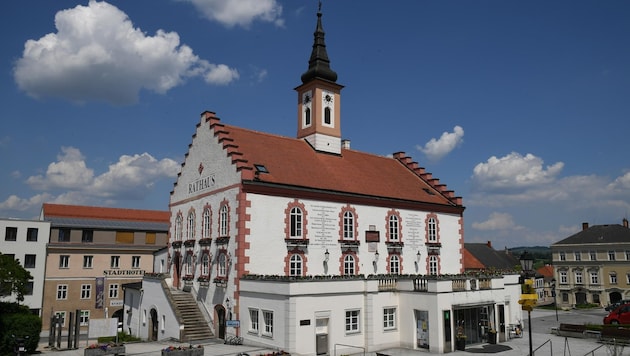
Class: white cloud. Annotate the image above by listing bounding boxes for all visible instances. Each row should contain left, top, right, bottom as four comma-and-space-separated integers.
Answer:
472, 152, 564, 191
13, 1, 238, 105
26, 147, 94, 190
417, 125, 464, 161
472, 212, 522, 231
184, 0, 284, 28
0, 193, 53, 213
22, 146, 179, 201
608, 171, 630, 191
92, 153, 180, 199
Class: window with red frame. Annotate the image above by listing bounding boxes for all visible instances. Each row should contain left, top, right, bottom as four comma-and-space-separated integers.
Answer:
289, 254, 303, 276
343, 254, 356, 275
202, 207, 211, 239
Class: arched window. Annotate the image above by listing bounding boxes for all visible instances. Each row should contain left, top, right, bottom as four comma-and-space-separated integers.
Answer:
219, 204, 229, 237
343, 254, 356, 276
201, 253, 210, 276
389, 215, 399, 241
187, 211, 195, 240
202, 207, 211, 239
305, 107, 311, 126
289, 254, 303, 277
343, 211, 354, 240
389, 255, 400, 275
429, 255, 438, 275
427, 217, 437, 243
324, 107, 331, 125
290, 207, 302, 238
175, 214, 183, 241
218, 252, 227, 277
184, 253, 193, 276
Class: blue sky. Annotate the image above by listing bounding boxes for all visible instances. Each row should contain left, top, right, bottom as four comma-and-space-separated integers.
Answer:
1, 0, 629, 248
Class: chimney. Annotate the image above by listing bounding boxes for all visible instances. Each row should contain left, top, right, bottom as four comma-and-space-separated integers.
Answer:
582, 222, 589, 230
624, 218, 629, 229
342, 139, 351, 149
486, 240, 492, 248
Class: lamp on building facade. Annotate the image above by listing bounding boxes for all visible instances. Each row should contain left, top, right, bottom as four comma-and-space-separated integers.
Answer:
519, 251, 535, 356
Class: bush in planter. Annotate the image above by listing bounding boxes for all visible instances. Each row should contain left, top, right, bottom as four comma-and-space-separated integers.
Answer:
162, 344, 204, 356
85, 342, 125, 356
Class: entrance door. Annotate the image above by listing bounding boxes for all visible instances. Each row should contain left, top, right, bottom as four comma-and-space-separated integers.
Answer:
575, 292, 587, 305
150, 309, 158, 341
216, 306, 226, 339
415, 310, 429, 349
315, 318, 329, 355
498, 305, 505, 342
173, 253, 181, 289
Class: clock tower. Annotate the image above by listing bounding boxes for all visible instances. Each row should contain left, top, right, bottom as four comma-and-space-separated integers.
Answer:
295, 5, 344, 155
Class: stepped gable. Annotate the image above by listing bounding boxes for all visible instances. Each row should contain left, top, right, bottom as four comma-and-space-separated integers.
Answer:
392, 152, 463, 205
199, 113, 463, 211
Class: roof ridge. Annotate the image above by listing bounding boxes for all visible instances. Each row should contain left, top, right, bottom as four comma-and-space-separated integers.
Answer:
42, 203, 169, 222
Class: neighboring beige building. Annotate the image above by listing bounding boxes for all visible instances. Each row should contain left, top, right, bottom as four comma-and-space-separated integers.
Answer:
40, 204, 168, 333
551, 219, 630, 308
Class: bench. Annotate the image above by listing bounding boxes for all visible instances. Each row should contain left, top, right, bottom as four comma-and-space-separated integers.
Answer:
558, 323, 586, 338
600, 327, 630, 345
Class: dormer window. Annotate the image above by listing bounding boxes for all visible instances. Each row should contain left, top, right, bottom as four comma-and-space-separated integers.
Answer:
254, 164, 269, 174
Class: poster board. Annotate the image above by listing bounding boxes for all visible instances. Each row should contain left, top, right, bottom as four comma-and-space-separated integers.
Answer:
88, 318, 118, 338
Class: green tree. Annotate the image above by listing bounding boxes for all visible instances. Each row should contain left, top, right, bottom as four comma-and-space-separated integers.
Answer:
0, 254, 33, 303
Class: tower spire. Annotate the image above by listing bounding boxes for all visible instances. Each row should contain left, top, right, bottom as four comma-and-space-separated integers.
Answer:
300, 2, 337, 84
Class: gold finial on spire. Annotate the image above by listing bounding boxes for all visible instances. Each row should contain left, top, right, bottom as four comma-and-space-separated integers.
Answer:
318, 0, 322, 13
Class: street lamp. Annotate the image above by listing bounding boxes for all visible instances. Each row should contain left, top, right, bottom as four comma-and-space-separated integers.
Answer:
551, 278, 558, 321
520, 251, 534, 356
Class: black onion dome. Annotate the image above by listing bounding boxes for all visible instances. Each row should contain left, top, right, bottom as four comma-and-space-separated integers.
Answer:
300, 10, 338, 83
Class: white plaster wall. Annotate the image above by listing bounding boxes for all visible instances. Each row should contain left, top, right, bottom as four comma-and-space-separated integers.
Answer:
239, 276, 522, 355
137, 278, 181, 341
0, 219, 50, 313
246, 194, 463, 276
168, 114, 243, 316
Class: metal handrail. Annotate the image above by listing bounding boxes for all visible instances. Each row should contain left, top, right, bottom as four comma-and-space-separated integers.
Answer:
533, 338, 553, 355
581, 343, 605, 356
334, 343, 365, 356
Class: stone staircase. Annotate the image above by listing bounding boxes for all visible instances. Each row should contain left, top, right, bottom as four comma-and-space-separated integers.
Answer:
170, 290, 214, 342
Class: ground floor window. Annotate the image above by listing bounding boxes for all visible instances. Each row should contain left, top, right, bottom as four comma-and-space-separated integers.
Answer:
55, 311, 66, 327
345, 309, 360, 334
80, 310, 90, 326
262, 310, 273, 337
249, 309, 259, 333
383, 307, 396, 330
453, 304, 495, 345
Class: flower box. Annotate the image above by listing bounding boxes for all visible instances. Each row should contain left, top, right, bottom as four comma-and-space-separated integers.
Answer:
84, 345, 126, 356
161, 346, 204, 356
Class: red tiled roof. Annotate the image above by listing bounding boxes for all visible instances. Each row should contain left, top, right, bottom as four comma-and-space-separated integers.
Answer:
42, 203, 169, 223
204, 114, 462, 208
537, 265, 554, 278
463, 248, 485, 269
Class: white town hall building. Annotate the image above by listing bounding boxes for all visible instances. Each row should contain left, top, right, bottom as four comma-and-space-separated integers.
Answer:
126, 6, 522, 354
